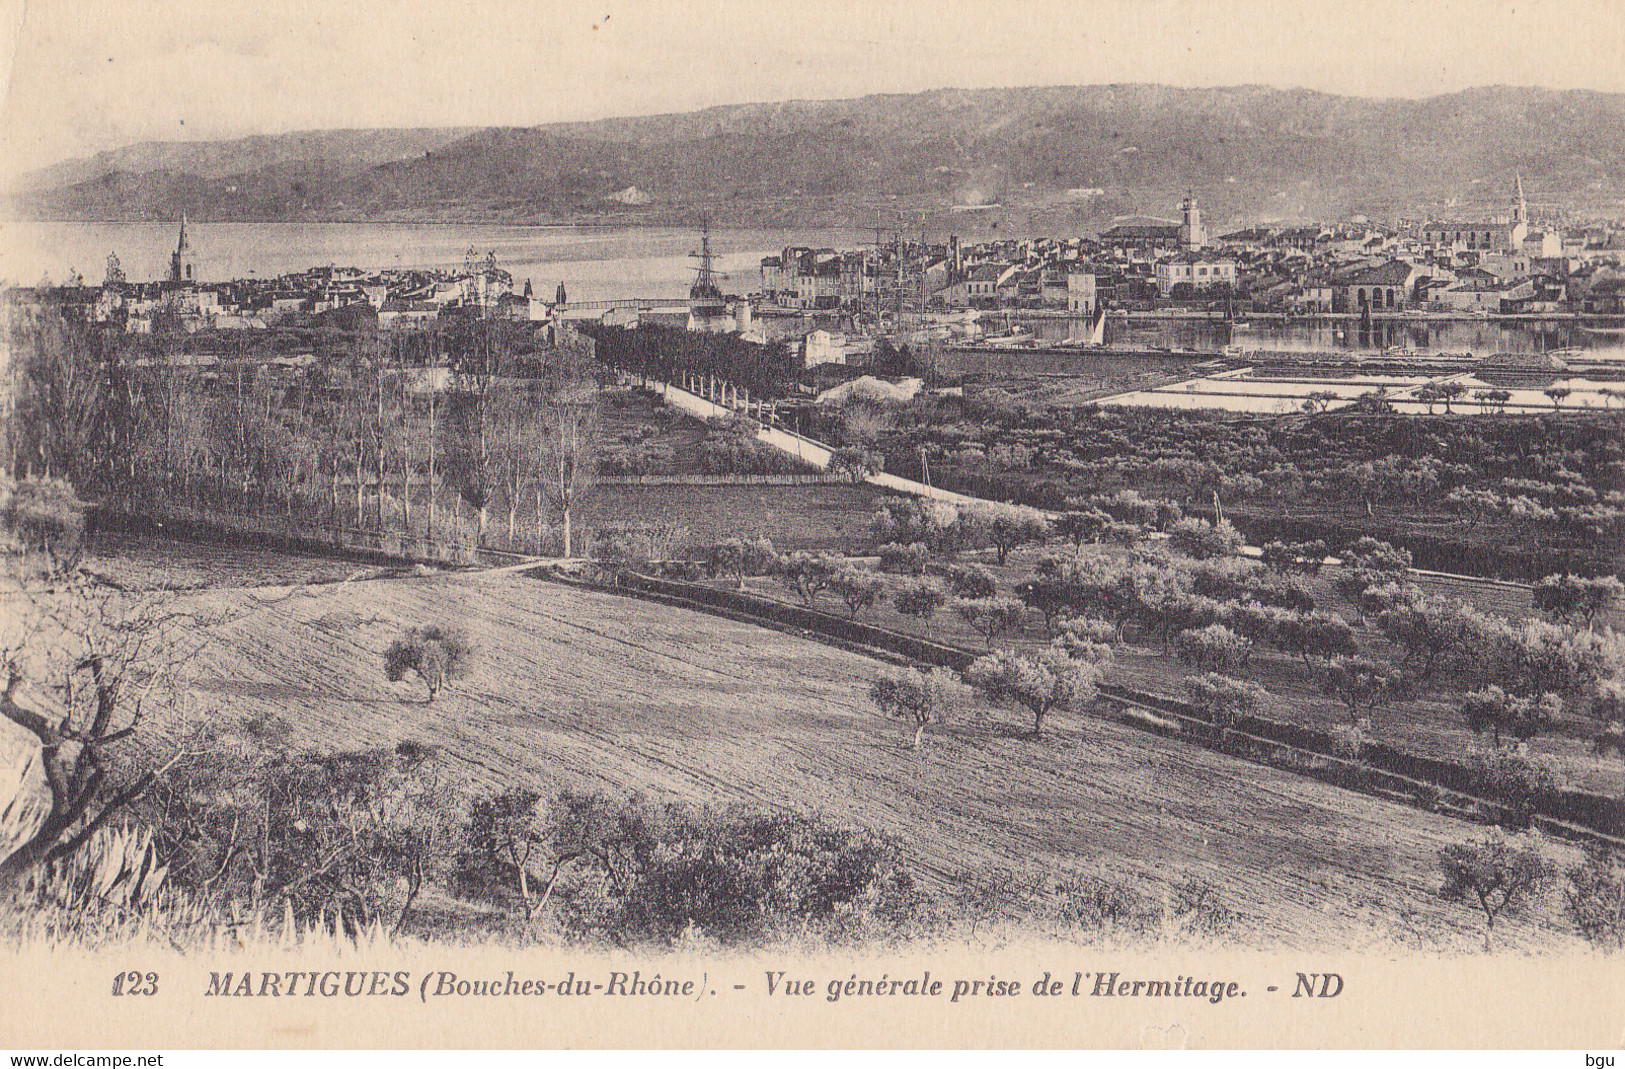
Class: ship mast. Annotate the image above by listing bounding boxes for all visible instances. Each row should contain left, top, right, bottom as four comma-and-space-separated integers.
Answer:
689, 218, 724, 301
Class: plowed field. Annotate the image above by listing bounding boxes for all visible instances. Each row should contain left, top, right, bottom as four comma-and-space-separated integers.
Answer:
144, 569, 1585, 951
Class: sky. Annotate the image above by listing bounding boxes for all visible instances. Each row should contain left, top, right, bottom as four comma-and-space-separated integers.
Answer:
4, 0, 1625, 183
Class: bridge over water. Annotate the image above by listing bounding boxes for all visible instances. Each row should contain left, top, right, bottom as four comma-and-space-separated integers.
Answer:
562, 297, 691, 312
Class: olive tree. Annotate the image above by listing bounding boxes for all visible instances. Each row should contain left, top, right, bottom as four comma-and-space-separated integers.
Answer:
954, 597, 1027, 647
869, 666, 971, 749
384, 625, 476, 701
828, 568, 887, 619
1437, 832, 1556, 951
0, 579, 211, 887
965, 648, 1100, 736
1461, 685, 1560, 750
1320, 656, 1410, 724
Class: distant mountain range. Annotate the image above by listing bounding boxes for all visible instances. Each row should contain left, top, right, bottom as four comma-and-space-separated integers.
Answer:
13, 85, 1625, 230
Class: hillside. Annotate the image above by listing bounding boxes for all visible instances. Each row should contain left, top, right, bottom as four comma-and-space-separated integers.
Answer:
123, 567, 1582, 950
14, 127, 476, 191
14, 84, 1625, 228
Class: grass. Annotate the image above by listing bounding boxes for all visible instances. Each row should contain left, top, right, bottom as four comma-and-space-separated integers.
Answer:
118, 569, 1588, 951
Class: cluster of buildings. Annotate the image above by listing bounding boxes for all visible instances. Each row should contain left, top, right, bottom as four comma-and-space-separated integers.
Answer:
25, 216, 570, 335
758, 180, 1625, 319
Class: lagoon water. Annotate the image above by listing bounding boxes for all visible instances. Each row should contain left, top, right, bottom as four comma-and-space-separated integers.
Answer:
0, 219, 857, 303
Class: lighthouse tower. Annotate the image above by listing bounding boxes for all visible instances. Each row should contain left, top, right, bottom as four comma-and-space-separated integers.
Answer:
169, 212, 196, 282
1179, 192, 1207, 249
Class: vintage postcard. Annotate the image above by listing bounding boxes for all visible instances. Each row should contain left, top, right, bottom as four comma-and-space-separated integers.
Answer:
0, 0, 1622, 1052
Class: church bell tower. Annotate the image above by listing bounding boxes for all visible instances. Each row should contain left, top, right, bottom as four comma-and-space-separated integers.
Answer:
1179, 192, 1206, 249
169, 212, 196, 282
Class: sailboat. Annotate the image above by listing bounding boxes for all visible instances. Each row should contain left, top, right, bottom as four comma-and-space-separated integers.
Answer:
687, 219, 730, 332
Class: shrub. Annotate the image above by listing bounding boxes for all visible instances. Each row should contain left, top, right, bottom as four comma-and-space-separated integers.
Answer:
1343, 537, 1412, 574
145, 740, 461, 938
1260, 539, 1329, 575
0, 474, 88, 574
1175, 624, 1252, 671
1184, 673, 1268, 728
384, 625, 476, 701
1171, 876, 1238, 936
706, 537, 777, 588
1166, 518, 1243, 560
560, 802, 929, 946
1051, 871, 1162, 935
1246, 577, 1316, 614
1565, 845, 1625, 951
1274, 611, 1359, 664
593, 523, 691, 567
1188, 557, 1265, 601
945, 562, 997, 599
892, 578, 949, 633
876, 541, 932, 575
1464, 749, 1559, 830
830, 447, 883, 478
1052, 616, 1119, 664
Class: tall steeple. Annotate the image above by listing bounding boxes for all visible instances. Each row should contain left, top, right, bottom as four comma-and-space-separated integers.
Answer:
169, 211, 196, 282
1512, 174, 1528, 226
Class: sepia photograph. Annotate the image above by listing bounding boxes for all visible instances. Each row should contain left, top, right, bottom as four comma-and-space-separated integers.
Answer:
0, 0, 1621, 1052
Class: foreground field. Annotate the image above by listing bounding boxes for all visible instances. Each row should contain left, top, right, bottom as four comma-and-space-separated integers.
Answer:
154, 569, 1585, 951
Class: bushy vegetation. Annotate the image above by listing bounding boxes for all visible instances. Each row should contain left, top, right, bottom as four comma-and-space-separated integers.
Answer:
862, 398, 1623, 578
384, 624, 476, 701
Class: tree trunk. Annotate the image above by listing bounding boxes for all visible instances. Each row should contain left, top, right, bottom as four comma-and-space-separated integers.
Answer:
427, 393, 438, 545
535, 484, 545, 555
912, 722, 925, 750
